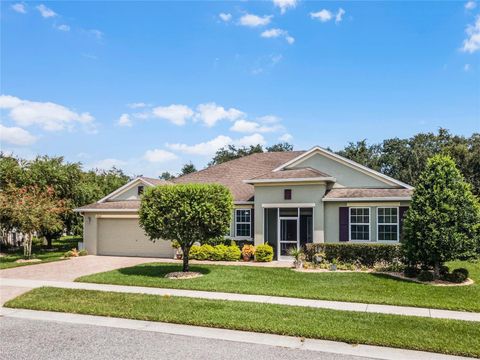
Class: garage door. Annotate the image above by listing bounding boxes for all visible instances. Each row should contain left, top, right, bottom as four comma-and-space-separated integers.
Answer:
97, 218, 174, 258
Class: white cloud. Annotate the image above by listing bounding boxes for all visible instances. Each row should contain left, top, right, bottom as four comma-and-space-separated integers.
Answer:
462, 16, 480, 53
335, 8, 346, 23
11, 3, 26, 14
219, 13, 232, 22
0, 124, 37, 146
128, 102, 148, 109
464, 63, 471, 71
90, 158, 127, 170
465, 1, 477, 10
261, 28, 295, 44
273, 0, 298, 14
279, 133, 293, 142
0, 95, 96, 132
117, 113, 132, 127
36, 4, 56, 18
167, 133, 266, 156
55, 24, 70, 32
89, 29, 103, 39
230, 119, 282, 133
239, 14, 273, 27
144, 149, 178, 163
195, 102, 244, 127
152, 104, 194, 126
258, 115, 281, 123
310, 9, 333, 22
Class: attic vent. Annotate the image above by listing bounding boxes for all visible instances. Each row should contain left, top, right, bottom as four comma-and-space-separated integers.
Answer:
138, 186, 144, 195
284, 189, 292, 200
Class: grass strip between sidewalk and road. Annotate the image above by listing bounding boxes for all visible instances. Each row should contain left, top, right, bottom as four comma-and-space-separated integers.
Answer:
5, 287, 480, 358
75, 260, 480, 312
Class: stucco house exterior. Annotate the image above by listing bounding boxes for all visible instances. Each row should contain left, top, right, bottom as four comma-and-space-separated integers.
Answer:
76, 146, 413, 260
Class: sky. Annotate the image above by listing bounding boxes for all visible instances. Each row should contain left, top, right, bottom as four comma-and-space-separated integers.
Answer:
1, 0, 479, 177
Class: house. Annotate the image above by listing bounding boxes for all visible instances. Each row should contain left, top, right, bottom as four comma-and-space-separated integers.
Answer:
75, 146, 413, 260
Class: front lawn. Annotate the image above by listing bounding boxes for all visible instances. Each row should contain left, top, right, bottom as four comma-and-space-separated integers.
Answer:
5, 287, 480, 358
76, 259, 480, 312
0, 236, 81, 270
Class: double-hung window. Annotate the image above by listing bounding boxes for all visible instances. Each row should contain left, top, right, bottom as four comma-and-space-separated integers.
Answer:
235, 209, 251, 238
349, 208, 370, 241
377, 207, 399, 241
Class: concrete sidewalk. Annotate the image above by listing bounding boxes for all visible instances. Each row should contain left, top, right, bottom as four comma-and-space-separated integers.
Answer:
0, 307, 473, 360
3, 278, 479, 322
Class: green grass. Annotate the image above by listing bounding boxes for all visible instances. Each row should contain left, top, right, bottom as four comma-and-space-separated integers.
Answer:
5, 287, 480, 358
76, 259, 480, 312
0, 236, 81, 270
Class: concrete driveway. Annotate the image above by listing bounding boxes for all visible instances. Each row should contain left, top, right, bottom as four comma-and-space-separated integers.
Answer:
0, 255, 160, 305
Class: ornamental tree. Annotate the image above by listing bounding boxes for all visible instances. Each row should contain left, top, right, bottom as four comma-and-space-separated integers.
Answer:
403, 155, 480, 277
0, 185, 67, 259
139, 184, 233, 272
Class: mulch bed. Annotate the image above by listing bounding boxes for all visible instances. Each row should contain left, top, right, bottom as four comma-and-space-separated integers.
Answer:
164, 271, 203, 280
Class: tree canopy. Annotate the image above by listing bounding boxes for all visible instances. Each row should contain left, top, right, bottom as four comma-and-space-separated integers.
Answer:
402, 155, 480, 276
180, 162, 197, 176
139, 183, 233, 272
209, 142, 293, 166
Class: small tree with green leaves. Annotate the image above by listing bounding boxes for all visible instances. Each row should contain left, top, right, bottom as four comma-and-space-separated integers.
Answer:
139, 184, 233, 272
0, 185, 66, 259
403, 155, 480, 277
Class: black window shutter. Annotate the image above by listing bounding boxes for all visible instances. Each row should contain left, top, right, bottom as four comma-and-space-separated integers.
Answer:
339, 207, 349, 242
250, 208, 254, 240
399, 206, 409, 240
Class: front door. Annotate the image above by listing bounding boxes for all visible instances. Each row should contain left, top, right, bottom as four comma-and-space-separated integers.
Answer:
279, 217, 299, 259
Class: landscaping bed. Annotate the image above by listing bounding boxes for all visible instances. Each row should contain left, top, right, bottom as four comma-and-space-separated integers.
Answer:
5, 287, 479, 358
0, 236, 81, 270
76, 259, 480, 312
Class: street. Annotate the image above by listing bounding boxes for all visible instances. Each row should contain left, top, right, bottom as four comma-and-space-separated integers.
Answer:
0, 317, 373, 360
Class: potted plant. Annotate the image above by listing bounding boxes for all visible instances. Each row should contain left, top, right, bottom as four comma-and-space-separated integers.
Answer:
241, 244, 255, 261
171, 240, 183, 260
330, 258, 338, 271
288, 247, 305, 269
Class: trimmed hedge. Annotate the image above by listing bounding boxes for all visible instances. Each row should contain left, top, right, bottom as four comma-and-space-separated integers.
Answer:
189, 244, 241, 261
304, 243, 402, 267
255, 244, 274, 262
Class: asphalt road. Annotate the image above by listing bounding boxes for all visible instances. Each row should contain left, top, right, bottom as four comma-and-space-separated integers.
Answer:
0, 317, 375, 360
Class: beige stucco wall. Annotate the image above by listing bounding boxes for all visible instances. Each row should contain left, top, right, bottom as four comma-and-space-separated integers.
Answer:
253, 183, 327, 246
324, 201, 410, 243
81, 211, 174, 257
290, 153, 394, 188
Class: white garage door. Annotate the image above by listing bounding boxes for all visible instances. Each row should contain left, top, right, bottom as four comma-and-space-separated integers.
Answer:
97, 218, 174, 258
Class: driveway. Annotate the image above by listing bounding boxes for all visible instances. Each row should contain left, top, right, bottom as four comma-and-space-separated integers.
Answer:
0, 255, 160, 305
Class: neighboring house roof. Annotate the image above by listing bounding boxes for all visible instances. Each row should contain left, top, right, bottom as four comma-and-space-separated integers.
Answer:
76, 200, 140, 211
245, 167, 334, 183
172, 151, 304, 201
139, 177, 172, 186
323, 188, 413, 201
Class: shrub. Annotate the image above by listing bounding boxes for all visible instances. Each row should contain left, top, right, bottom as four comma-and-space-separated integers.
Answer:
224, 245, 241, 261
443, 268, 469, 283
63, 250, 73, 258
210, 244, 228, 260
403, 267, 419, 278
439, 265, 450, 276
241, 244, 255, 258
78, 249, 88, 256
417, 270, 434, 282
255, 243, 274, 262
304, 243, 402, 267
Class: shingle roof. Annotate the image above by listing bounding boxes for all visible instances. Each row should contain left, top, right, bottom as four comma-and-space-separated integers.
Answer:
140, 177, 172, 185
76, 200, 140, 211
324, 188, 413, 200
172, 151, 305, 201
249, 167, 331, 181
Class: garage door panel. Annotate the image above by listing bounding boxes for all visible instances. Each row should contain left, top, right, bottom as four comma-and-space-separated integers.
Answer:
97, 218, 173, 258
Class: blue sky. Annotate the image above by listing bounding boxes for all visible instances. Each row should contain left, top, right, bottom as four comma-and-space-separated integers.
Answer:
1, 1, 479, 177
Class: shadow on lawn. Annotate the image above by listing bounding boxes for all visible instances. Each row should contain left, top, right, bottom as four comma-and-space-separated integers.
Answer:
369, 272, 424, 285
118, 264, 211, 278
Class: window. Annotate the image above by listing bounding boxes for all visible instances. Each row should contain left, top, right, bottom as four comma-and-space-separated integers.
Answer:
350, 207, 370, 241
377, 207, 399, 241
137, 186, 144, 195
235, 209, 251, 237
284, 189, 292, 200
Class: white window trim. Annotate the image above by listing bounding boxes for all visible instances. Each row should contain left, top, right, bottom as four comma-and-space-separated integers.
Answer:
377, 206, 400, 243
349, 207, 371, 242
235, 209, 252, 239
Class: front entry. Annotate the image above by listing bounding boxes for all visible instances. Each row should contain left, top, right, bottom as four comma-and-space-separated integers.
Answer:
279, 217, 299, 258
